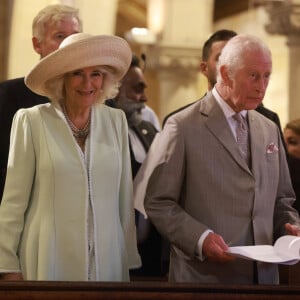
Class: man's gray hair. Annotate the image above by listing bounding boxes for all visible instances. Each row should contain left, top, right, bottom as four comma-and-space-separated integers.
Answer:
32, 4, 83, 42
216, 34, 272, 83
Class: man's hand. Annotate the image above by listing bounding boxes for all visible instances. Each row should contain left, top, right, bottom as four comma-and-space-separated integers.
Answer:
285, 223, 300, 236
0, 273, 23, 281
202, 232, 235, 263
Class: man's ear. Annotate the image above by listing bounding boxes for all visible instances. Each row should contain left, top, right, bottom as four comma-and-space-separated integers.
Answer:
220, 65, 232, 86
200, 61, 208, 77
32, 37, 42, 55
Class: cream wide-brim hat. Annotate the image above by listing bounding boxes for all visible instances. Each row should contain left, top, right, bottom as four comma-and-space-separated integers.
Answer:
25, 33, 132, 98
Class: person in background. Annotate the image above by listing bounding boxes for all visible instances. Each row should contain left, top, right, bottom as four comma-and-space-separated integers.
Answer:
0, 4, 82, 202
162, 29, 286, 152
141, 105, 161, 131
138, 53, 161, 131
284, 118, 300, 212
284, 119, 300, 159
105, 54, 166, 279
0, 33, 140, 281
106, 54, 158, 178
199, 29, 237, 91
162, 30, 237, 126
142, 34, 300, 284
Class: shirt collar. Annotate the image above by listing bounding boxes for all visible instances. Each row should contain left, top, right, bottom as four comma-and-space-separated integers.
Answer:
212, 87, 247, 119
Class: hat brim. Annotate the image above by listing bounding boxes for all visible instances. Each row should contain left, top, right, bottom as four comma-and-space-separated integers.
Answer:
25, 34, 132, 98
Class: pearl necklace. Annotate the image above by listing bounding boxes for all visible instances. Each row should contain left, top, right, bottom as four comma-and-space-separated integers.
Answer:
62, 104, 91, 139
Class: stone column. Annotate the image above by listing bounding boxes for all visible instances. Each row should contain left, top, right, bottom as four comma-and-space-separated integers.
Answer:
72, 0, 118, 34
145, 45, 203, 119
143, 0, 214, 119
261, 0, 300, 121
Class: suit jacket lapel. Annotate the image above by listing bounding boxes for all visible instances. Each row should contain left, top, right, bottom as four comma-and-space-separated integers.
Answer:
248, 110, 264, 172
201, 94, 252, 174
131, 121, 157, 151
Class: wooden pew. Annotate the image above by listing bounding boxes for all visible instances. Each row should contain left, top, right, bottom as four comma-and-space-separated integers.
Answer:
1, 281, 300, 300
1, 263, 300, 300
279, 262, 300, 285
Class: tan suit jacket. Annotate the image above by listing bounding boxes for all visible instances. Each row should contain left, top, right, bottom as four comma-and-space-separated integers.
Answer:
144, 92, 300, 284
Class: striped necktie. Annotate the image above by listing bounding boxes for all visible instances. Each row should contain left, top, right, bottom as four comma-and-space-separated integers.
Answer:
233, 113, 250, 165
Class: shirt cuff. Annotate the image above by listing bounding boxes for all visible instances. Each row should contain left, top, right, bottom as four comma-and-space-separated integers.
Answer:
196, 229, 213, 261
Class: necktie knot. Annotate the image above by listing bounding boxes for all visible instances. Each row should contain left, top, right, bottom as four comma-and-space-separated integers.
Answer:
233, 113, 246, 130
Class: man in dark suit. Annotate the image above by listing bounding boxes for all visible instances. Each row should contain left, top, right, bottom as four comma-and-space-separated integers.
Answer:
106, 54, 166, 279
0, 4, 82, 201
162, 29, 286, 151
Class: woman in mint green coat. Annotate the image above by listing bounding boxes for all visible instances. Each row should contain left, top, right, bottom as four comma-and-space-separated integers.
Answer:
0, 33, 141, 281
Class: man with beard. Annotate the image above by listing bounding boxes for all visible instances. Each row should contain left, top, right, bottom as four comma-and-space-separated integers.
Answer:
105, 54, 165, 279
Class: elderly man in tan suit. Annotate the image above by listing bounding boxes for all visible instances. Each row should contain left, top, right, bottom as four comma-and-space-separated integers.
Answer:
142, 34, 300, 285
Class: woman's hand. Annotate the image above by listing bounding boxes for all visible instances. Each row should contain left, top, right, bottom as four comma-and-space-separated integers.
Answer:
0, 273, 23, 281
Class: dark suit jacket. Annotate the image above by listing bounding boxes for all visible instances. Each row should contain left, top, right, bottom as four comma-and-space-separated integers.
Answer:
129, 121, 158, 178
287, 155, 300, 213
0, 78, 49, 200
128, 120, 166, 277
105, 99, 158, 176
255, 104, 287, 154
105, 99, 166, 277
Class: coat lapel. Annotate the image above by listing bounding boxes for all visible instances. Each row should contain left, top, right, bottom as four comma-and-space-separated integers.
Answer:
201, 94, 252, 174
248, 110, 265, 172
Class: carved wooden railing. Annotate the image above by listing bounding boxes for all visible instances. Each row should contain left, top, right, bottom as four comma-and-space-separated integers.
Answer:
1, 281, 300, 300
1, 263, 300, 300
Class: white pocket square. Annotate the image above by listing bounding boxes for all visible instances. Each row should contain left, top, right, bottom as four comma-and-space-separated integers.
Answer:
266, 143, 279, 154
